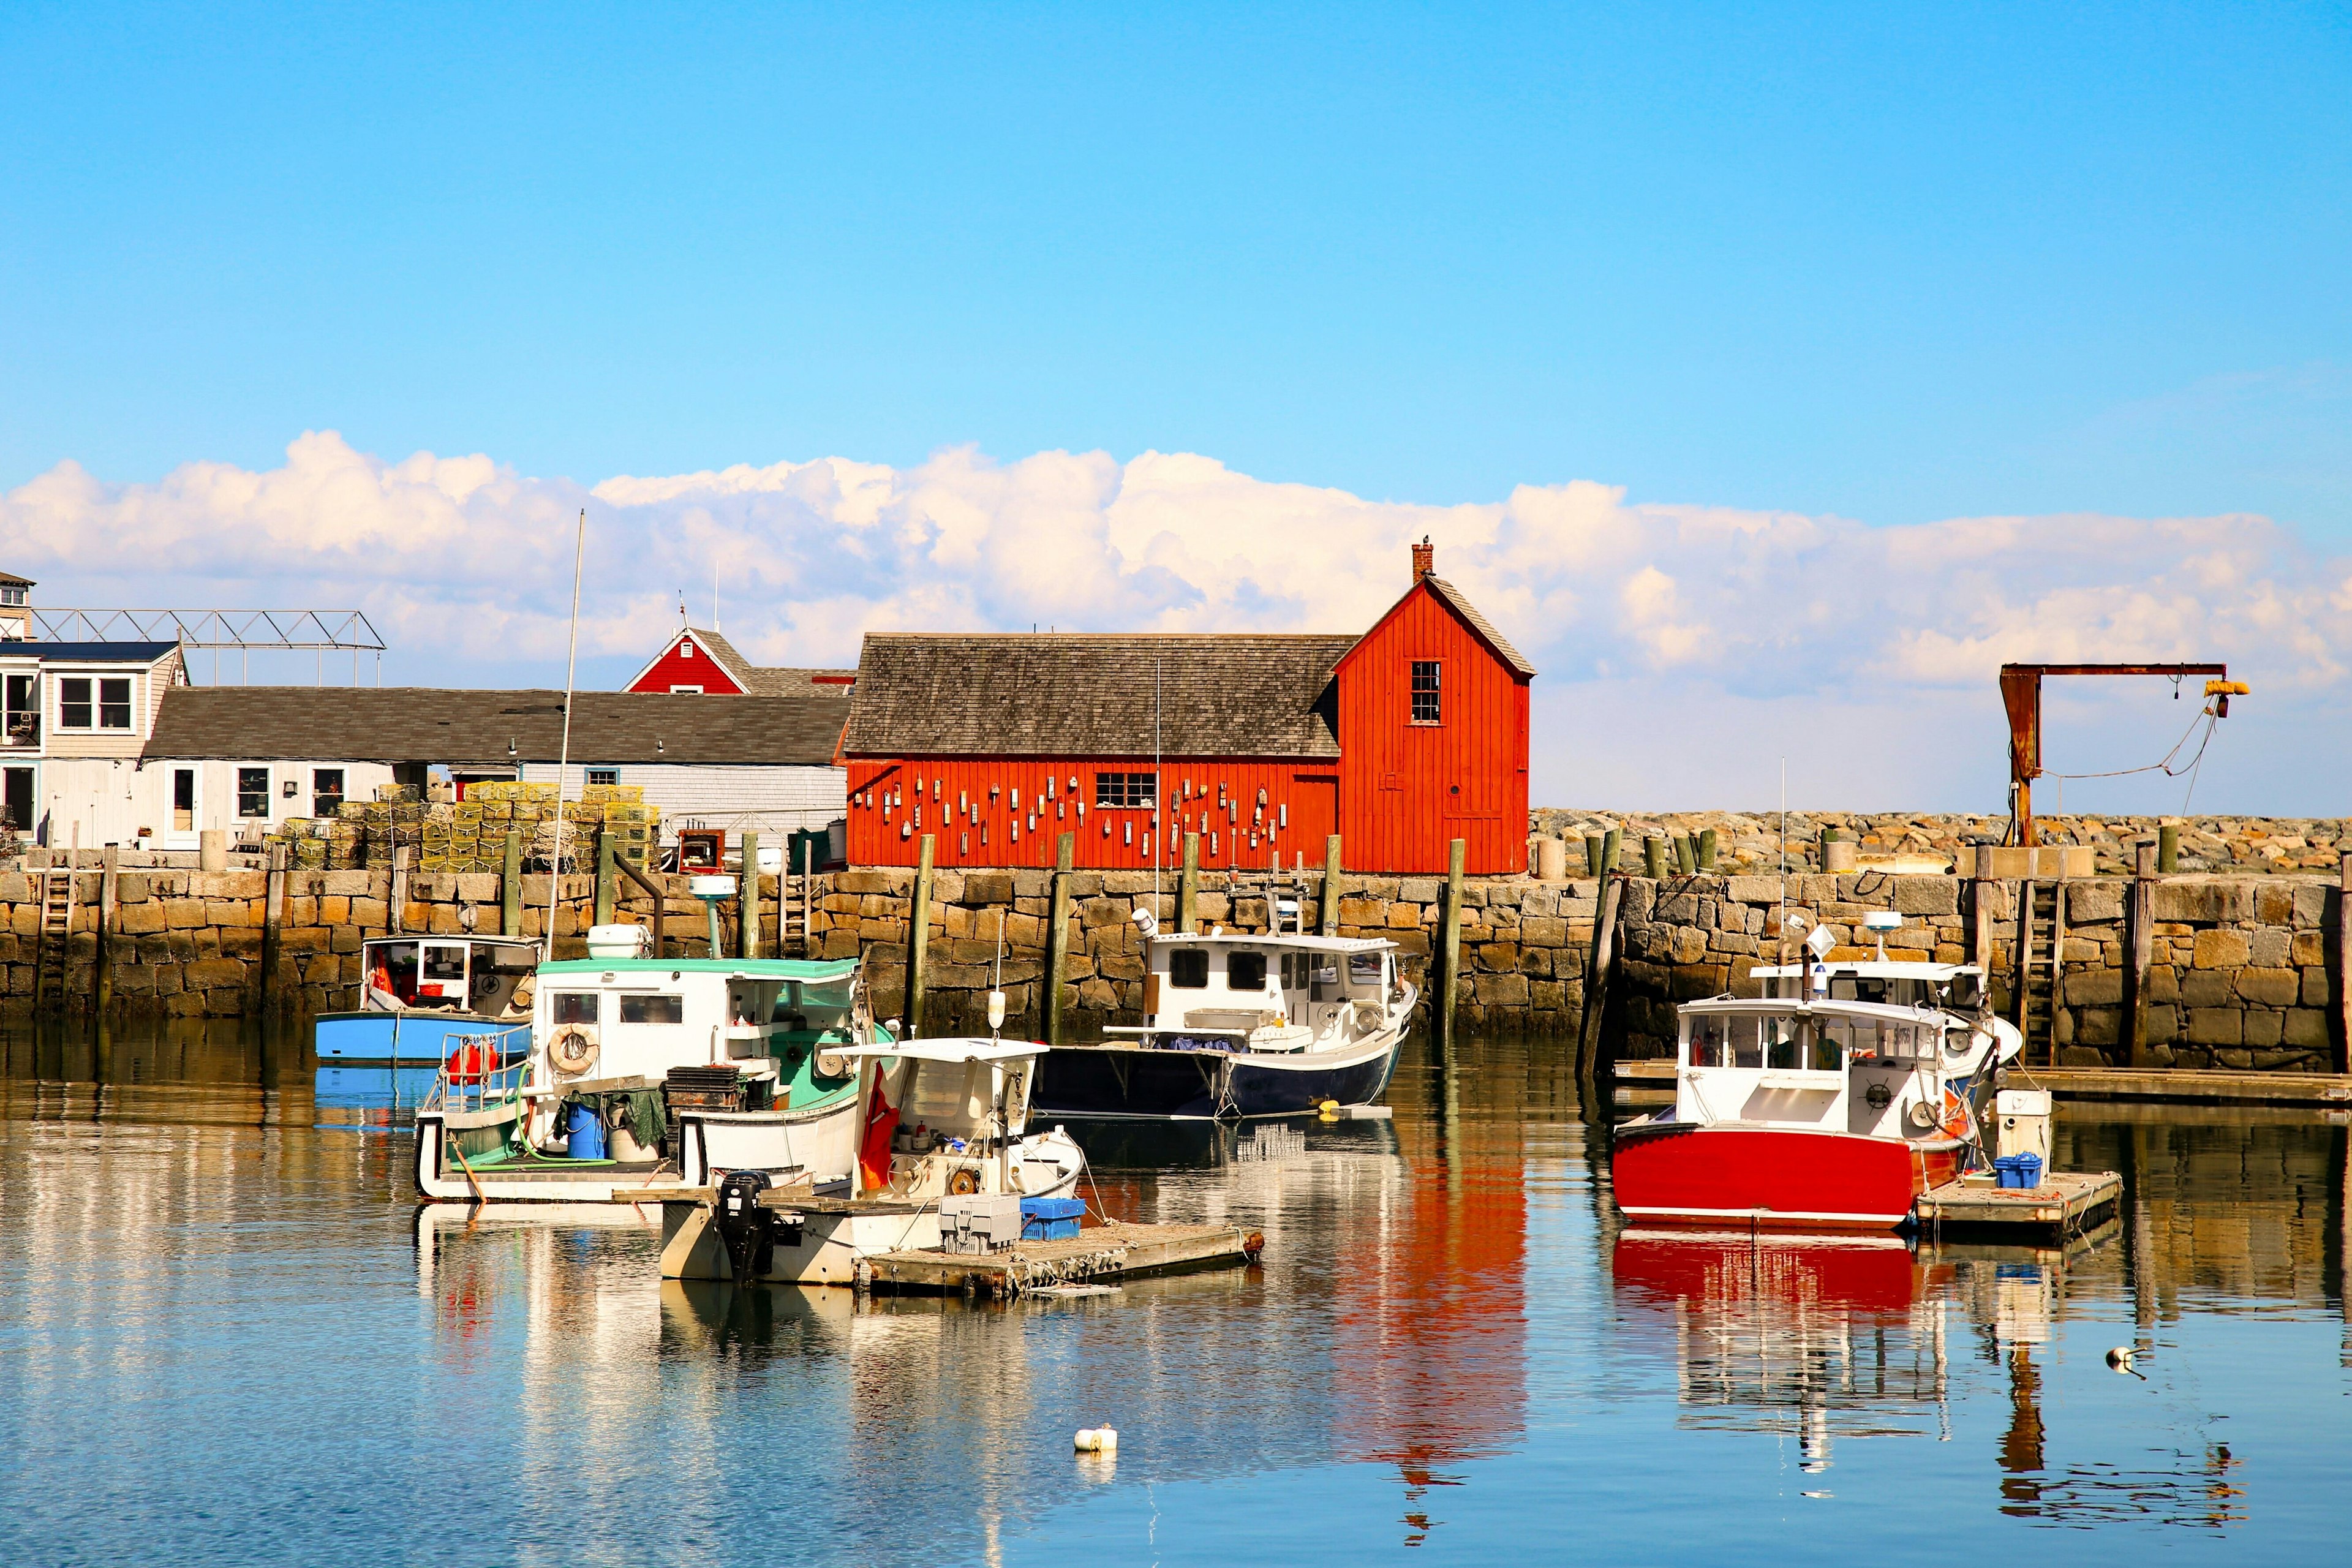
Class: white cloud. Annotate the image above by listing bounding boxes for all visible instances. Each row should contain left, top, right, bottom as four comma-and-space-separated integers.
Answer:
7, 432, 2348, 812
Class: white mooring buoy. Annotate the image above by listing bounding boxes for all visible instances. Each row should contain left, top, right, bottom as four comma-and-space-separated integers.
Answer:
1074, 1426, 1119, 1453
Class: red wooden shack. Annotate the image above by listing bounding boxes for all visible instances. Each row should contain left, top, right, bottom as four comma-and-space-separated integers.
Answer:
839, 544, 1533, 874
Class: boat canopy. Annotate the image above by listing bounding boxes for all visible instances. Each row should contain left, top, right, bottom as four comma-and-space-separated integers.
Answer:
1151, 932, 1399, 953
537, 957, 861, 981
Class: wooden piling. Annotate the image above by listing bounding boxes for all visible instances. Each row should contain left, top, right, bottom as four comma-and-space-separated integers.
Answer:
1178, 832, 1200, 934
2158, 823, 2179, 874
95, 847, 117, 1017
260, 842, 287, 1012
1438, 838, 1466, 1052
1645, 837, 1667, 879
388, 844, 411, 935
1045, 832, 1074, 1047
1577, 874, 1625, 1080
1971, 866, 1996, 979
1585, 834, 1605, 878
1321, 833, 1343, 937
903, 834, 935, 1038
2125, 843, 2155, 1068
1697, 828, 1717, 870
741, 830, 762, 959
2337, 852, 2352, 1076
501, 827, 522, 937
1601, 828, 1621, 876
594, 829, 615, 929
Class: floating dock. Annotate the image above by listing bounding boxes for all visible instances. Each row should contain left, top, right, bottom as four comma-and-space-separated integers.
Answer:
862, 1221, 1263, 1298
1915, 1169, 2121, 1238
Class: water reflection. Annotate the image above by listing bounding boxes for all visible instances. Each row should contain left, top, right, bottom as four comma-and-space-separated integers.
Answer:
2, 1023, 2349, 1561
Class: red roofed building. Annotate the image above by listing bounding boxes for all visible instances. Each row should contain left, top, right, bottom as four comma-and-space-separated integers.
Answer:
625, 623, 856, 698
839, 543, 1533, 875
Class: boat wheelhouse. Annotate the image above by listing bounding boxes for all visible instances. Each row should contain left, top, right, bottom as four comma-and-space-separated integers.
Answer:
412, 950, 889, 1203
314, 935, 541, 1065
1612, 943, 2021, 1233
1031, 922, 1414, 1121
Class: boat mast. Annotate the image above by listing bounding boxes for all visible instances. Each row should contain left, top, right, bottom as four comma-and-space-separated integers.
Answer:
544, 507, 586, 962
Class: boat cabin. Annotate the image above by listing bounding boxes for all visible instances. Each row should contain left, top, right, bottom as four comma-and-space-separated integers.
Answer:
1750, 960, 1986, 1011
1675, 996, 1967, 1140
361, 936, 540, 1016
532, 957, 873, 1090
1138, 933, 1401, 1050
837, 1038, 1059, 1198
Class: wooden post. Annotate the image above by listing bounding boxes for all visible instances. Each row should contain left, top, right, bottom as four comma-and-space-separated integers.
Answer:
1601, 827, 1621, 876
261, 842, 287, 1012
1577, 875, 1626, 1080
1045, 832, 1074, 1047
612, 853, 670, 958
1585, 834, 1605, 878
2337, 852, 2352, 1076
95, 846, 118, 1019
1321, 833, 1343, 935
1178, 832, 1200, 934
740, 830, 761, 959
2158, 823, 2180, 874
903, 834, 934, 1038
500, 827, 522, 937
1971, 867, 1996, 984
2126, 843, 2155, 1068
389, 844, 410, 935
1438, 837, 1466, 1053
1645, 837, 1667, 879
594, 829, 615, 928
1697, 828, 1717, 871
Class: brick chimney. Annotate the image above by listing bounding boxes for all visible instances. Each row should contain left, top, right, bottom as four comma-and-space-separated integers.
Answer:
1411, 536, 1434, 583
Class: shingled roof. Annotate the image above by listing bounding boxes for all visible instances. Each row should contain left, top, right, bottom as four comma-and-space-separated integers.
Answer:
143, 688, 847, 767
841, 634, 1360, 758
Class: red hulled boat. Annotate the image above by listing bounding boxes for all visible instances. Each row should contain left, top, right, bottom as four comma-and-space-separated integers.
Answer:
1612, 947, 2021, 1233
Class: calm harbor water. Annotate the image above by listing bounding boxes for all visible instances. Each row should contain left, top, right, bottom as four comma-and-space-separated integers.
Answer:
2, 1022, 2348, 1564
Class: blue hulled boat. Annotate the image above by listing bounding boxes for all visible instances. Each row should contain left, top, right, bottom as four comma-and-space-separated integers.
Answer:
312, 935, 543, 1065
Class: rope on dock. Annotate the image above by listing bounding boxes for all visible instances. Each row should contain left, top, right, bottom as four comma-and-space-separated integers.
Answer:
1008, 1246, 1130, 1295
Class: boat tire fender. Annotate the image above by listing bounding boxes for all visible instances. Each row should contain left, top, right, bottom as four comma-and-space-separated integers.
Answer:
548, 1024, 598, 1077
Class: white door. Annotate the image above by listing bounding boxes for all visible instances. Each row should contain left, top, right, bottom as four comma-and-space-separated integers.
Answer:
164, 767, 200, 850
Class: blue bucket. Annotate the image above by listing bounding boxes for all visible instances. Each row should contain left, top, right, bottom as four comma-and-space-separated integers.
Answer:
567, 1102, 606, 1161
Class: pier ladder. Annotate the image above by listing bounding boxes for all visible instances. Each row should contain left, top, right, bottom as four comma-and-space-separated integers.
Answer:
778, 867, 812, 959
2013, 878, 2063, 1064
31, 866, 75, 1016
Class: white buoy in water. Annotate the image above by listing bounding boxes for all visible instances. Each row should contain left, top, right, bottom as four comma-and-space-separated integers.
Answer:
1074, 1426, 1118, 1453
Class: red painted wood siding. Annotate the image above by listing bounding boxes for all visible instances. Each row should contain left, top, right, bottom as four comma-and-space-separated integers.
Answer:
1337, 584, 1530, 875
627, 634, 747, 695
846, 756, 1340, 870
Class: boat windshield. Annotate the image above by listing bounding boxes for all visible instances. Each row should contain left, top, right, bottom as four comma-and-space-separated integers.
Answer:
1687, 1015, 1842, 1071
772, 977, 856, 1037
1819, 1015, 1937, 1060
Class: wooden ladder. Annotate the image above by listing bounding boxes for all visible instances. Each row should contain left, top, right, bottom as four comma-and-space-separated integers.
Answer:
31, 865, 75, 1016
777, 867, 812, 958
2013, 878, 2064, 1064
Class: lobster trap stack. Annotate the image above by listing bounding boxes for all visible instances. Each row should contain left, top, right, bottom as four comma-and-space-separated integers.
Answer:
263, 781, 661, 873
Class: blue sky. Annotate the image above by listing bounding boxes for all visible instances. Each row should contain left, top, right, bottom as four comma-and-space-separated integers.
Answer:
4, 2, 2347, 533
3, 4, 2349, 813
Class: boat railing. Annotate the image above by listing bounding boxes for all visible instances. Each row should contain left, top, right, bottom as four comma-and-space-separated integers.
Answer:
421, 1027, 534, 1117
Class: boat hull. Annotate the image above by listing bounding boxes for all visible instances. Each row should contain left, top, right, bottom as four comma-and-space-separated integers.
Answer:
1032, 1029, 1403, 1121
1611, 1120, 1964, 1232
314, 1009, 526, 1065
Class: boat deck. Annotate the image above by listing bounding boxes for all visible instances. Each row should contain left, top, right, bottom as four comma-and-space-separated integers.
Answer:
1915, 1169, 2120, 1237
862, 1221, 1263, 1298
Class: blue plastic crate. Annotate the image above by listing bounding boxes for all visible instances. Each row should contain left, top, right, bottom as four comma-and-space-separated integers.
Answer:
1021, 1196, 1084, 1240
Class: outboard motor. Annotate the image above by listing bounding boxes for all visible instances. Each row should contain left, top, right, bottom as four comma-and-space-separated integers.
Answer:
714, 1170, 775, 1284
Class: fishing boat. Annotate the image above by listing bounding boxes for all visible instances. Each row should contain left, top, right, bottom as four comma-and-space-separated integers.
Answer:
313, 935, 543, 1064
1611, 914, 2022, 1232
412, 932, 892, 1203
658, 1036, 1088, 1284
1031, 913, 1414, 1121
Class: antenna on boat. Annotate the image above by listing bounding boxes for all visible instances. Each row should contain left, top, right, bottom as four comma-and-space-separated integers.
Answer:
544, 507, 586, 963
987, 907, 1007, 1038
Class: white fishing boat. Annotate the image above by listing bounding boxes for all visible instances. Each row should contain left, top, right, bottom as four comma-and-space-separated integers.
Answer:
1031, 911, 1415, 1121
659, 1035, 1087, 1285
412, 929, 892, 1204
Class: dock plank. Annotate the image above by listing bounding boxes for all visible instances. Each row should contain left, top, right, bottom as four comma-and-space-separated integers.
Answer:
1916, 1169, 2120, 1236
862, 1221, 1262, 1297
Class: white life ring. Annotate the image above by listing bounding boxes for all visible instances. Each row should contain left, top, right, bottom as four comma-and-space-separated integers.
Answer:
548, 1024, 599, 1077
